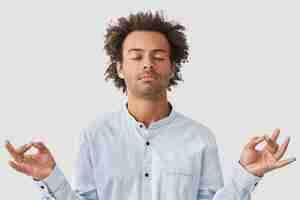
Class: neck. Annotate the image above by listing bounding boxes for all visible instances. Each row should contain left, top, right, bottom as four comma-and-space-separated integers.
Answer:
127, 91, 171, 128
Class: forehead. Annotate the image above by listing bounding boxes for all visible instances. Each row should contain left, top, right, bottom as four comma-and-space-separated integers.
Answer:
122, 31, 170, 53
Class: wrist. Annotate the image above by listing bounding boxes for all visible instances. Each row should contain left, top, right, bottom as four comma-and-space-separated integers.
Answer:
33, 162, 56, 181
239, 160, 264, 177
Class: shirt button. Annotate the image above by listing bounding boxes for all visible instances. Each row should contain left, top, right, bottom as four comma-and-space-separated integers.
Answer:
139, 124, 143, 128
145, 173, 149, 177
40, 185, 45, 189
146, 141, 150, 146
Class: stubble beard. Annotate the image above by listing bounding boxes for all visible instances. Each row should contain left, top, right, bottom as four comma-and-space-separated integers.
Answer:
129, 76, 170, 100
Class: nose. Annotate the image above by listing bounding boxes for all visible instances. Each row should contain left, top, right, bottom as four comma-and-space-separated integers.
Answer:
143, 55, 154, 70
143, 65, 153, 70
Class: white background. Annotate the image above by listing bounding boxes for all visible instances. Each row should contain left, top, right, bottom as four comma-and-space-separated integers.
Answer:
0, 0, 298, 199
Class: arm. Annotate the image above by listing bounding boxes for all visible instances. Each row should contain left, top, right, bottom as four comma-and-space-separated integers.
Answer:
197, 128, 295, 200
33, 164, 98, 200
33, 128, 98, 200
196, 138, 260, 200
198, 163, 261, 200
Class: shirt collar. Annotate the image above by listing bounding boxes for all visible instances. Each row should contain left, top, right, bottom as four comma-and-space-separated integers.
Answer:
122, 101, 177, 129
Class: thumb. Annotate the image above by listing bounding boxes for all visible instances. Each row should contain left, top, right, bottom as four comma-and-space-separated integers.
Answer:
30, 142, 49, 153
245, 136, 264, 150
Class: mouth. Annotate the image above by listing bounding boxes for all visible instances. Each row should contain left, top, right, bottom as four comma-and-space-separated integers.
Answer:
140, 76, 156, 81
139, 74, 157, 80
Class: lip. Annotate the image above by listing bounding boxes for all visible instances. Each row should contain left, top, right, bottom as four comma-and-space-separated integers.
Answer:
141, 76, 155, 81
139, 74, 156, 80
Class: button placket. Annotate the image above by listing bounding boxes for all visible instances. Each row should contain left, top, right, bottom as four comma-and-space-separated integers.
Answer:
138, 123, 150, 138
144, 137, 152, 168
36, 182, 55, 199
143, 134, 152, 200
144, 143, 152, 177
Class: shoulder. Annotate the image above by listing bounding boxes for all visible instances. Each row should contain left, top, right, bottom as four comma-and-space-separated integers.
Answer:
175, 111, 217, 146
79, 108, 123, 141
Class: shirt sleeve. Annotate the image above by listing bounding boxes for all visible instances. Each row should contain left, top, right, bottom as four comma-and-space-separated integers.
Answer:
197, 132, 262, 200
33, 129, 99, 200
204, 163, 262, 200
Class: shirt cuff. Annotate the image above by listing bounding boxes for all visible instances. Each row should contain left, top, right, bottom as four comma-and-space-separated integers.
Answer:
33, 164, 67, 196
233, 162, 262, 192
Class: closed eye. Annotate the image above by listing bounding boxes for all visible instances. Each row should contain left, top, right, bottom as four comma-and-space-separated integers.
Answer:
129, 56, 166, 61
130, 56, 142, 60
154, 57, 165, 61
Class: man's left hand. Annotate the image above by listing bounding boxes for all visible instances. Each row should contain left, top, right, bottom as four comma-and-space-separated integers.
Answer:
239, 128, 296, 177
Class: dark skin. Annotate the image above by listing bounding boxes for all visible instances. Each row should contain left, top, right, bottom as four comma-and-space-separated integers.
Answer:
4, 128, 295, 181
239, 128, 295, 177
4, 31, 296, 181
5, 141, 55, 180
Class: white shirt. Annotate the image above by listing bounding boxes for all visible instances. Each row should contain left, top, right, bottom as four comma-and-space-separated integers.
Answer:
34, 102, 261, 200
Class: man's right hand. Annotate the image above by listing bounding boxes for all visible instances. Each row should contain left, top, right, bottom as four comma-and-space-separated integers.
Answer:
5, 140, 56, 181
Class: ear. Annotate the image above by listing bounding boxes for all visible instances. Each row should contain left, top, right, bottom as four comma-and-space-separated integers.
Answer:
117, 62, 124, 79
169, 64, 175, 78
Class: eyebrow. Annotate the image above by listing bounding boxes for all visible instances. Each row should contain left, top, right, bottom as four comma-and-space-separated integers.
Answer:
127, 48, 168, 54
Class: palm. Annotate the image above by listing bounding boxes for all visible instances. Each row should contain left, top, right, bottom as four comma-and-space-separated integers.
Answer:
239, 129, 294, 177
21, 150, 55, 178
240, 145, 277, 175
5, 141, 56, 180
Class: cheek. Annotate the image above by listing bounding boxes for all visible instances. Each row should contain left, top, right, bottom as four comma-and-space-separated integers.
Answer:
156, 63, 173, 76
122, 69, 139, 82
122, 62, 139, 76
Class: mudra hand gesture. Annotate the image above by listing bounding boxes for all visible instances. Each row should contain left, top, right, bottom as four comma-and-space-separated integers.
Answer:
5, 141, 56, 181
239, 128, 296, 177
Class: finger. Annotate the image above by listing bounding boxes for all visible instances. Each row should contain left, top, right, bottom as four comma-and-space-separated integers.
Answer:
263, 135, 279, 153
8, 160, 31, 175
30, 142, 49, 153
270, 128, 280, 142
245, 136, 265, 149
274, 136, 291, 160
16, 143, 32, 154
273, 157, 296, 169
23, 154, 37, 165
264, 149, 277, 164
5, 141, 24, 163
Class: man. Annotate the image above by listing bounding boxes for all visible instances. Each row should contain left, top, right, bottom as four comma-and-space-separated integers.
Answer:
5, 11, 295, 200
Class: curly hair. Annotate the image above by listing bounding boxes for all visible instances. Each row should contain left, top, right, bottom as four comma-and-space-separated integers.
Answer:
103, 10, 189, 93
